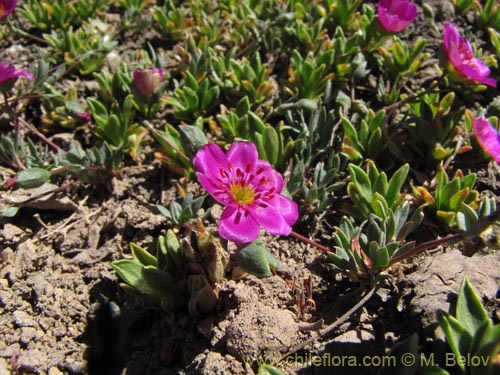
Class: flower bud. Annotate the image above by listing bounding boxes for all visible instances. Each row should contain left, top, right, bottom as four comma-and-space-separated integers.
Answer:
133, 68, 164, 97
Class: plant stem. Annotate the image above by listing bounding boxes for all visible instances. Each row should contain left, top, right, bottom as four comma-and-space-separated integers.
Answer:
290, 230, 330, 253
16, 181, 79, 205
17, 117, 67, 155
388, 233, 462, 266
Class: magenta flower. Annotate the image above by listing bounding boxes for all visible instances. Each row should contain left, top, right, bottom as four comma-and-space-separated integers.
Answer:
472, 117, 500, 163
0, 62, 34, 92
378, 0, 418, 32
443, 24, 496, 88
133, 68, 164, 97
0, 0, 16, 19
193, 141, 299, 243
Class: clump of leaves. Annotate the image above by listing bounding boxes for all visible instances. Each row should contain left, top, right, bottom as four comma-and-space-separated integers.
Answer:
438, 277, 500, 375
344, 160, 410, 221
112, 222, 227, 317
328, 202, 424, 284
413, 166, 479, 228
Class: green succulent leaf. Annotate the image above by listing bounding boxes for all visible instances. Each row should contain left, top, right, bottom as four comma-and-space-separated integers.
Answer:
111, 260, 163, 296
258, 364, 286, 375
16, 168, 51, 188
438, 312, 471, 373
456, 277, 490, 337
236, 240, 280, 277
131, 242, 158, 268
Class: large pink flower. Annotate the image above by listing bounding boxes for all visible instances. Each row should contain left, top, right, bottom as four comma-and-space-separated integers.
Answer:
0, 62, 34, 92
193, 141, 299, 243
0, 0, 16, 19
472, 117, 500, 163
443, 24, 496, 88
378, 0, 418, 32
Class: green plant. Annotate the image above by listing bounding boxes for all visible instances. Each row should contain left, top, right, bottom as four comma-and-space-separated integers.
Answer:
345, 160, 410, 221
157, 192, 206, 227
284, 49, 335, 100
149, 121, 207, 176
112, 224, 227, 316
43, 20, 117, 75
152, 0, 189, 42
413, 166, 479, 227
87, 95, 146, 157
215, 96, 293, 171
438, 277, 500, 375
405, 91, 466, 164
341, 109, 387, 162
211, 51, 273, 106
328, 202, 424, 284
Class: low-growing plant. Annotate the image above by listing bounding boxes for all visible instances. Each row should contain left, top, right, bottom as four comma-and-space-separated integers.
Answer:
438, 277, 500, 375
112, 224, 227, 316
345, 160, 410, 221
43, 20, 117, 75
404, 91, 466, 164
328, 202, 424, 284
413, 166, 479, 228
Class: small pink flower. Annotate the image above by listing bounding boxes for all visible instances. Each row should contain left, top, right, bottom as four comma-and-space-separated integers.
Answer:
133, 68, 164, 97
0, 62, 34, 92
0, 0, 16, 19
443, 24, 496, 88
378, 0, 418, 32
472, 117, 500, 163
193, 141, 299, 243
75, 111, 91, 122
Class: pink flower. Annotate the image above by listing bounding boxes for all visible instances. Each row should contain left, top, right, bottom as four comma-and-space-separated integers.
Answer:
193, 141, 299, 243
75, 111, 91, 122
0, 62, 34, 92
133, 68, 164, 97
443, 24, 496, 88
472, 117, 500, 163
378, 0, 418, 32
0, 0, 16, 19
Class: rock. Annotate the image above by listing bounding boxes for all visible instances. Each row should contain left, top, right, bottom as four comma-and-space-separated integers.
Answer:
13, 310, 38, 328
4, 183, 77, 212
403, 249, 500, 333
21, 349, 48, 369
187, 352, 246, 375
2, 223, 25, 242
0, 358, 9, 375
334, 329, 375, 344
20, 327, 38, 344
48, 367, 64, 375
226, 301, 298, 363
0, 247, 15, 264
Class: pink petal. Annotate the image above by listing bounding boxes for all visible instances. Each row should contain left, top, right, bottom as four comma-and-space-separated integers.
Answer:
461, 65, 497, 87
193, 143, 228, 180
249, 204, 293, 236
378, 0, 417, 32
0, 0, 16, 19
219, 206, 260, 243
443, 24, 459, 52
473, 118, 500, 163
226, 141, 258, 171
196, 172, 232, 206
253, 160, 283, 193
268, 194, 299, 226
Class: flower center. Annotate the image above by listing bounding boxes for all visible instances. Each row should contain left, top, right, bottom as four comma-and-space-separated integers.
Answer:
230, 183, 255, 205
